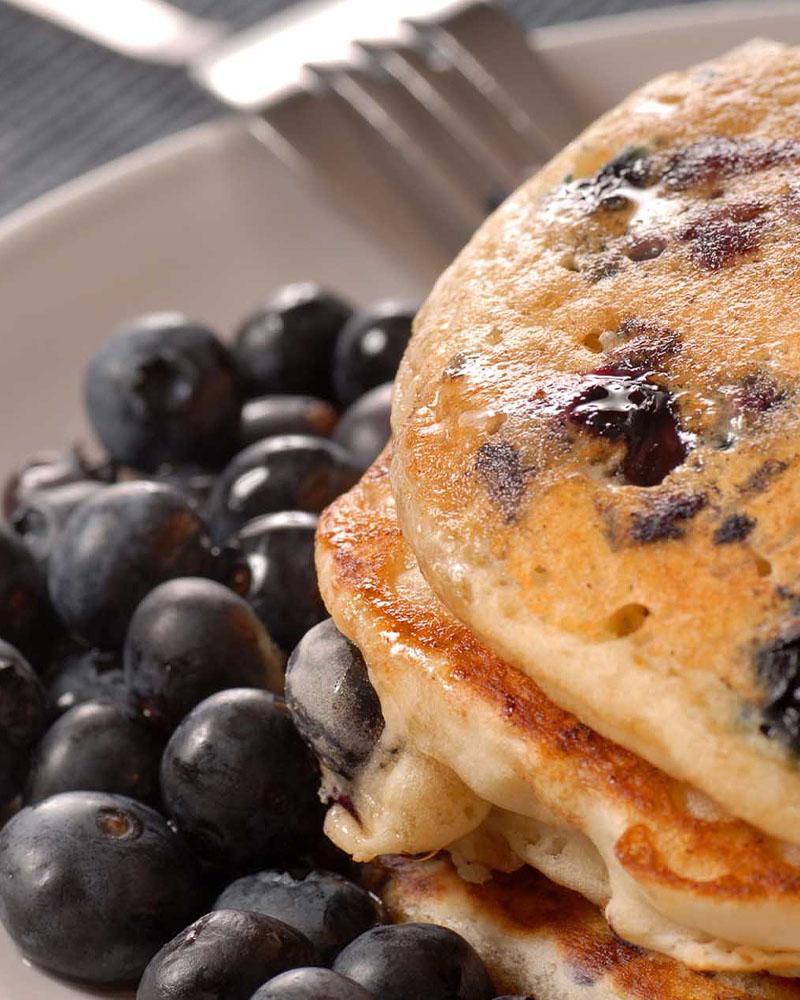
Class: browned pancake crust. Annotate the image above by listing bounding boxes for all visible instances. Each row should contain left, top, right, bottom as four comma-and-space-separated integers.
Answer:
317, 451, 800, 909
383, 856, 800, 1000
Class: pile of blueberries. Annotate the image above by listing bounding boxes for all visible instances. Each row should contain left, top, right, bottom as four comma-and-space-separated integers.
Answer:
0, 282, 525, 1000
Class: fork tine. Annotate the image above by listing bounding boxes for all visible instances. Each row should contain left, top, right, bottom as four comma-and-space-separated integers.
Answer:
337, 41, 502, 214
215, 0, 575, 269
407, 0, 584, 160
256, 80, 460, 274
309, 57, 486, 242
359, 36, 523, 200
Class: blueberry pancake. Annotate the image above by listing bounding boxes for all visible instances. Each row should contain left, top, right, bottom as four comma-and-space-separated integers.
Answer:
382, 855, 800, 1000
390, 39, 800, 841
316, 451, 800, 973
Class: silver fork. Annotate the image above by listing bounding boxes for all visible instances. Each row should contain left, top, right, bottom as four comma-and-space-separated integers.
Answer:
6, 0, 583, 268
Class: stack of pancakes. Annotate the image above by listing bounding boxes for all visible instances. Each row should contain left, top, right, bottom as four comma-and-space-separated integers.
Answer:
315, 39, 800, 997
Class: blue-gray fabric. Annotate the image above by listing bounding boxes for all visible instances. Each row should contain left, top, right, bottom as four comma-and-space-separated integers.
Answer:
0, 0, 705, 216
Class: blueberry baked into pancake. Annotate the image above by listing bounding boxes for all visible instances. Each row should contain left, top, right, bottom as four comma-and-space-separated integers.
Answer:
390, 38, 800, 842
299, 37, 800, 991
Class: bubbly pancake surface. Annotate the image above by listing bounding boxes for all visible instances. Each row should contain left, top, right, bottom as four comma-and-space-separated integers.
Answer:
390, 40, 800, 841
382, 855, 800, 1000
317, 451, 800, 972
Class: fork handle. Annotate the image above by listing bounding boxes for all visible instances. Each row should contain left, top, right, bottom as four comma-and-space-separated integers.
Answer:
3, 0, 223, 64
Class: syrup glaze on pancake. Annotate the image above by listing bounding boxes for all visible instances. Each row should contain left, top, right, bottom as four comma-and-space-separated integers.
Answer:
382, 855, 800, 1000
390, 40, 800, 842
316, 450, 800, 971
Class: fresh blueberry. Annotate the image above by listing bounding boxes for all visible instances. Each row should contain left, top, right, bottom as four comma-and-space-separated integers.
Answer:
333, 923, 494, 1000
137, 909, 318, 1000
332, 383, 392, 470
84, 313, 240, 471
206, 436, 360, 544
332, 303, 414, 407
297, 832, 363, 883
26, 701, 163, 805
0, 640, 48, 802
252, 967, 376, 1000
236, 512, 324, 653
241, 396, 339, 448
233, 283, 353, 401
215, 869, 383, 963
0, 524, 57, 663
155, 463, 218, 508
3, 447, 115, 520
11, 480, 106, 568
48, 481, 215, 648
286, 620, 384, 781
0, 744, 27, 810
0, 791, 204, 984
43, 643, 128, 715
124, 577, 283, 731
0, 642, 48, 743
212, 541, 254, 597
160, 689, 322, 871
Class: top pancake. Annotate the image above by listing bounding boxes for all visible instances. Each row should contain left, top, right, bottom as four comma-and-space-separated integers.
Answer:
391, 39, 800, 843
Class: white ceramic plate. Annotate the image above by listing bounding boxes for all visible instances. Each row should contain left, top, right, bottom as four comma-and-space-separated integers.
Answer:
2, 3, 800, 996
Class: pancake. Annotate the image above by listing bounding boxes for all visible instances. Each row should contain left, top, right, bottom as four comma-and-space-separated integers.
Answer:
389, 39, 800, 843
316, 451, 800, 972
319, 730, 492, 859
380, 854, 800, 1000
